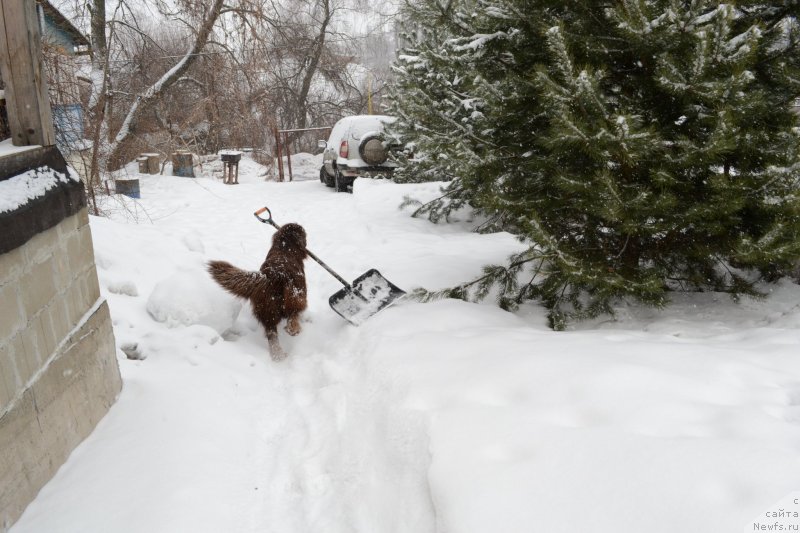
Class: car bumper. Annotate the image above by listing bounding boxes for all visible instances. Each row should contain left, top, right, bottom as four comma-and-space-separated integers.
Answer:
339, 165, 396, 178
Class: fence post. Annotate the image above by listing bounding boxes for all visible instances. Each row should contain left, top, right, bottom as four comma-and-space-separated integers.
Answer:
273, 126, 284, 182
284, 132, 293, 182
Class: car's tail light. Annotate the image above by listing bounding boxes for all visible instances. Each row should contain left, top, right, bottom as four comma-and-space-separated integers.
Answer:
339, 140, 349, 158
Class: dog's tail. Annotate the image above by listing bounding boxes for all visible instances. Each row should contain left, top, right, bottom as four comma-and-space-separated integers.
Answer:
207, 260, 264, 299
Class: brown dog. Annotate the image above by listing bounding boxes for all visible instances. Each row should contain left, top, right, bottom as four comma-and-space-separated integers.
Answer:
207, 223, 308, 360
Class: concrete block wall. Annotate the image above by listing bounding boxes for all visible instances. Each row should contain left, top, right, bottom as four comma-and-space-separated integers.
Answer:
0, 207, 122, 531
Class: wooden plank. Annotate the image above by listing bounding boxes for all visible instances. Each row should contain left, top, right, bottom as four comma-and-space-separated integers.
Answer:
0, 1, 24, 144
0, 0, 55, 147
274, 126, 284, 182
284, 132, 293, 181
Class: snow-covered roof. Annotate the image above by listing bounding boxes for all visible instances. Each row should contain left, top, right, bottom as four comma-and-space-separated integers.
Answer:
39, 0, 90, 49
335, 114, 395, 129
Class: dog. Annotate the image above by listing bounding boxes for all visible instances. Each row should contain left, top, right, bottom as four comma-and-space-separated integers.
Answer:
207, 223, 308, 360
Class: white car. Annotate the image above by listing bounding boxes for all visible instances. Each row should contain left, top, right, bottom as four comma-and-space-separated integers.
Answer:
318, 115, 398, 192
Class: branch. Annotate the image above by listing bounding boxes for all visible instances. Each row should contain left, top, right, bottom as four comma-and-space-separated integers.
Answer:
108, 0, 226, 166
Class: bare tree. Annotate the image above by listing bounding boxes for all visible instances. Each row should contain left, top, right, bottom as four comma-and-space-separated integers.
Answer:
52, 0, 394, 197
104, 0, 225, 167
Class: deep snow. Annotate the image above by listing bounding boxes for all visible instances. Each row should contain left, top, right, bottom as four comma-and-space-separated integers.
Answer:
10, 154, 800, 533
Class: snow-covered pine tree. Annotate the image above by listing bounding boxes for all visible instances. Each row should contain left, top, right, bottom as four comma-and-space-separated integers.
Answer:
387, 0, 496, 223
390, 0, 800, 329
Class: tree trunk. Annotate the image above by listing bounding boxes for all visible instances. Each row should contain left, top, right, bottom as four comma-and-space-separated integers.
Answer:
290, 0, 332, 139
106, 0, 225, 169
621, 236, 641, 275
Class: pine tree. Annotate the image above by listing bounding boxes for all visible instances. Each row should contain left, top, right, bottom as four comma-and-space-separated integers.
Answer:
388, 0, 800, 329
388, 0, 499, 223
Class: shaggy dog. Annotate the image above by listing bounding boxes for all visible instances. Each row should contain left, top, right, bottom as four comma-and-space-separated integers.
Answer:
207, 223, 308, 360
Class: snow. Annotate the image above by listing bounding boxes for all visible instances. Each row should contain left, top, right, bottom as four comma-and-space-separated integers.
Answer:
283, 151, 323, 179
146, 267, 242, 335
87, 67, 104, 109
10, 154, 800, 533
0, 163, 77, 213
693, 4, 729, 27
335, 115, 395, 143
0, 138, 40, 159
448, 31, 509, 51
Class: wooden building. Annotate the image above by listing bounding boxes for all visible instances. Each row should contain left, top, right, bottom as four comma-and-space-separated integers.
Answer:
0, 1, 121, 529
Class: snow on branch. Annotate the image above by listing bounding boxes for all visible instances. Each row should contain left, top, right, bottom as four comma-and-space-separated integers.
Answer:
446, 31, 510, 52
112, 0, 225, 148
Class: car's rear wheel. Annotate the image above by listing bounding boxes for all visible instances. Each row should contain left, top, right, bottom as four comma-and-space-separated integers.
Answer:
320, 167, 334, 187
334, 170, 352, 193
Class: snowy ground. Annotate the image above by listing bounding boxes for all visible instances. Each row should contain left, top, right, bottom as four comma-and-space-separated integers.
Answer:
11, 154, 800, 533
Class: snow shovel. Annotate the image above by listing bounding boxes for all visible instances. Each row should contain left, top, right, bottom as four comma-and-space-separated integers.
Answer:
254, 207, 406, 326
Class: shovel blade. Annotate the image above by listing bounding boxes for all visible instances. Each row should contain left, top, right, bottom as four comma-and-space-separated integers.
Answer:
329, 268, 406, 326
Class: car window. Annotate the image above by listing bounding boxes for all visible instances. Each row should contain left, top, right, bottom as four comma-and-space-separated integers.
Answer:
327, 122, 347, 147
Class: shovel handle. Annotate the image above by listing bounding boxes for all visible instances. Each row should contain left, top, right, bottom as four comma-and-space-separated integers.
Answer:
254, 207, 279, 229
253, 206, 356, 291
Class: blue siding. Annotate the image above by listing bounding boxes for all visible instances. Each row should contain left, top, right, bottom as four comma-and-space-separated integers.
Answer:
53, 104, 84, 149
42, 23, 77, 54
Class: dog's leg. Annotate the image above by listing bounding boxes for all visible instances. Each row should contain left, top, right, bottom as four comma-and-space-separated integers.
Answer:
266, 328, 287, 361
285, 314, 302, 336
283, 281, 307, 337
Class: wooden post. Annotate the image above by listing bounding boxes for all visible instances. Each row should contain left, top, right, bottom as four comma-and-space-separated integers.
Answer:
284, 132, 293, 182
273, 126, 284, 182
141, 153, 160, 174
0, 0, 55, 147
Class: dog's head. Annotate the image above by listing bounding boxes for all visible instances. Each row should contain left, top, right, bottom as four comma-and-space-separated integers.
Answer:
272, 223, 308, 258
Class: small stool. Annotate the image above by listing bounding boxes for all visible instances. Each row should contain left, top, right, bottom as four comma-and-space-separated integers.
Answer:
219, 151, 242, 185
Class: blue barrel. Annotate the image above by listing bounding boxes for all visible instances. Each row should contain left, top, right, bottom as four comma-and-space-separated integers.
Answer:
116, 178, 140, 198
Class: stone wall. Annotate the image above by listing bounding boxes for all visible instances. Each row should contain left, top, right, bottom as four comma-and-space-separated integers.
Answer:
0, 207, 121, 531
